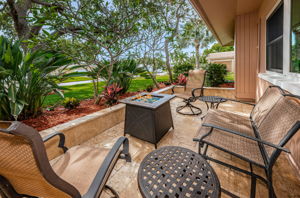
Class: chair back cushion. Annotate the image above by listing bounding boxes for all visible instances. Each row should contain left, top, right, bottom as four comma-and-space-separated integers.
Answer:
251, 86, 283, 127
0, 122, 79, 198
257, 96, 300, 159
185, 69, 206, 92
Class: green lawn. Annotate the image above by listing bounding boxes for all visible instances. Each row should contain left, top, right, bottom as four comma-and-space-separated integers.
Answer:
44, 75, 169, 107
61, 76, 92, 83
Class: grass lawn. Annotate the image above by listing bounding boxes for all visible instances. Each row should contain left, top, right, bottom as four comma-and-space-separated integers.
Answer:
44, 75, 169, 107
61, 76, 92, 83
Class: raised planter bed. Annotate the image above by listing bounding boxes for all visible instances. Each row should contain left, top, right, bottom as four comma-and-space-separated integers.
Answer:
41, 86, 174, 160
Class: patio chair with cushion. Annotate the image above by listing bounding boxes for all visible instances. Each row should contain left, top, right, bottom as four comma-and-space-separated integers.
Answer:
194, 86, 300, 198
0, 121, 131, 198
172, 69, 206, 115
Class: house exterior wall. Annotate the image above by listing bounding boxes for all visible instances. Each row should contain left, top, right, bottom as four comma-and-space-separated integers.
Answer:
256, 0, 300, 187
235, 12, 258, 100
207, 51, 235, 72
235, 0, 300, 185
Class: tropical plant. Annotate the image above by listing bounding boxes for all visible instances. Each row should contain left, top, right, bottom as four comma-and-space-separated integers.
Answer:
182, 19, 215, 68
103, 84, 123, 106
102, 59, 144, 94
203, 63, 227, 87
0, 36, 70, 120
62, 97, 80, 110
173, 63, 194, 78
177, 74, 187, 85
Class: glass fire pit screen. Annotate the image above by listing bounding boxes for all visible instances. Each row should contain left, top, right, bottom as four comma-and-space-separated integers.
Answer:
131, 94, 162, 104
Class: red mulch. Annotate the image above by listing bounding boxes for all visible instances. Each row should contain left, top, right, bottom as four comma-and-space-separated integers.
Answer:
219, 82, 234, 88
22, 92, 138, 131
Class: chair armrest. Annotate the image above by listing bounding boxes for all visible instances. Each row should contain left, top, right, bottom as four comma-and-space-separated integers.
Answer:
171, 85, 184, 94
192, 87, 204, 97
223, 98, 255, 106
83, 136, 131, 198
194, 123, 290, 153
42, 132, 68, 153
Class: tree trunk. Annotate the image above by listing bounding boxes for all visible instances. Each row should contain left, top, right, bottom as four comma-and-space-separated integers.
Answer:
106, 58, 115, 87
195, 41, 201, 69
143, 63, 160, 88
164, 39, 173, 82
92, 79, 98, 99
149, 72, 160, 88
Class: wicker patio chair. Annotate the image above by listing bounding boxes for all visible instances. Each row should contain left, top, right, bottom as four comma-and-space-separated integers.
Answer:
0, 121, 131, 198
172, 69, 206, 115
194, 86, 300, 198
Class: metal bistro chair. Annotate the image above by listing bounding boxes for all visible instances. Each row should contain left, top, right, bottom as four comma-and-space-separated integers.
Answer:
194, 86, 300, 197
0, 121, 131, 198
172, 69, 206, 116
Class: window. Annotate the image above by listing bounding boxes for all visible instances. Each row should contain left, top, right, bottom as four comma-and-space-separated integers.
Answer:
266, 3, 284, 73
291, 0, 300, 73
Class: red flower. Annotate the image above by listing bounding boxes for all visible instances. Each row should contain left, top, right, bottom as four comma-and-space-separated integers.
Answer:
177, 74, 187, 85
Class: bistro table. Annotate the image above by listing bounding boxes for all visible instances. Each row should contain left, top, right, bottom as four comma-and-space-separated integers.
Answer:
198, 96, 227, 110
138, 146, 220, 198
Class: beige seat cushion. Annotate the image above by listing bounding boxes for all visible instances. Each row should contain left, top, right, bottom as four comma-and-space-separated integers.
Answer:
51, 145, 109, 195
197, 109, 264, 166
251, 86, 283, 128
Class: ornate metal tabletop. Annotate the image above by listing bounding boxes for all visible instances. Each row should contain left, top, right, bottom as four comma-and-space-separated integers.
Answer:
138, 146, 220, 198
198, 96, 227, 109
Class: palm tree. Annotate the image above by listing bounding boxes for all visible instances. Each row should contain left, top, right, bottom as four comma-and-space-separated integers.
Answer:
183, 19, 215, 69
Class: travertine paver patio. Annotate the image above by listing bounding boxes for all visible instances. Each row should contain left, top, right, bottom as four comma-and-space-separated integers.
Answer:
82, 98, 300, 198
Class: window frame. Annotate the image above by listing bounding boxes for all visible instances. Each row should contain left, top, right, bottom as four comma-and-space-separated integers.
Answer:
266, 2, 284, 73
265, 0, 300, 78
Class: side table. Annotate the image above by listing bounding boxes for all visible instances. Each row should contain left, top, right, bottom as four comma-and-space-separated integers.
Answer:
198, 96, 227, 110
138, 146, 221, 198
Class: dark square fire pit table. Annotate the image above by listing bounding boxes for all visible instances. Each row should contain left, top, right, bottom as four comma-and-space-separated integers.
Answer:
120, 93, 175, 149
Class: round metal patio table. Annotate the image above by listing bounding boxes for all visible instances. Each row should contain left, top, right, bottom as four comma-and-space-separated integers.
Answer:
198, 96, 227, 110
138, 146, 220, 198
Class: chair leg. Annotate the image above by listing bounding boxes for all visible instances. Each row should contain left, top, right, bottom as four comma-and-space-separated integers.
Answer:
104, 185, 119, 198
267, 170, 276, 198
120, 138, 131, 162
176, 100, 202, 116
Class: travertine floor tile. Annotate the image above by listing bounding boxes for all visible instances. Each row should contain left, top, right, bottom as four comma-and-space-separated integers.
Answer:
81, 98, 299, 198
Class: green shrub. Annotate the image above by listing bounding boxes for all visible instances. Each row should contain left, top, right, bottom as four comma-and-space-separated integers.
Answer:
173, 63, 194, 78
62, 97, 80, 109
203, 63, 227, 87
0, 36, 71, 120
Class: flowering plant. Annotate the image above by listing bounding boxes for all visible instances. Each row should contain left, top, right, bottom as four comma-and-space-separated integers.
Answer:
177, 74, 187, 85
103, 83, 123, 106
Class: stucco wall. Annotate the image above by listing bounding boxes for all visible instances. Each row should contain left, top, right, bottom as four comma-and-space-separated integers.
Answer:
207, 51, 235, 72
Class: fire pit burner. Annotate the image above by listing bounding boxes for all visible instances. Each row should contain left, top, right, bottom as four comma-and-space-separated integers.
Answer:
131, 94, 162, 103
